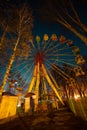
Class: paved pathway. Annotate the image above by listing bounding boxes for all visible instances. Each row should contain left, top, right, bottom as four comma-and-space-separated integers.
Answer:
0, 108, 87, 130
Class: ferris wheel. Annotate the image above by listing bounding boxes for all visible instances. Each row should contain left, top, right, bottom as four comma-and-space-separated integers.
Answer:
0, 33, 85, 110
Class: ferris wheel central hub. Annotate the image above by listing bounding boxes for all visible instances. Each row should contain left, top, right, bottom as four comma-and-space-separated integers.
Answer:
35, 51, 44, 65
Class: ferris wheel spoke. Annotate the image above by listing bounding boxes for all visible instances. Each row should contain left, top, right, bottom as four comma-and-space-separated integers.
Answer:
47, 56, 75, 62
30, 40, 36, 50
12, 60, 29, 70
45, 45, 71, 56
42, 38, 52, 51
0, 70, 6, 78
22, 70, 34, 90
44, 39, 69, 53
19, 63, 34, 84
37, 41, 41, 50
46, 53, 74, 57
45, 60, 68, 80
53, 58, 76, 67
52, 63, 71, 79
57, 46, 71, 52
11, 62, 32, 77
43, 39, 58, 52
44, 45, 69, 55
51, 64, 68, 80
47, 69, 60, 89
29, 46, 37, 57
44, 42, 60, 54
46, 45, 74, 56
16, 62, 34, 79
43, 41, 53, 51
12, 61, 31, 71
46, 60, 71, 79
57, 58, 75, 62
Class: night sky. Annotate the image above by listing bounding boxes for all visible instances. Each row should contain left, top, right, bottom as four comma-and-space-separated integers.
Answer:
1, 0, 87, 57
0, 0, 87, 56
28, 0, 87, 56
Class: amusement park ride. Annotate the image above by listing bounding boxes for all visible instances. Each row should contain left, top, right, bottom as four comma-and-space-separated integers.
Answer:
0, 34, 86, 118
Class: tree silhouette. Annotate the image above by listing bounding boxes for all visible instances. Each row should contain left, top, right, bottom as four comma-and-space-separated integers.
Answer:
0, 3, 33, 94
40, 0, 87, 46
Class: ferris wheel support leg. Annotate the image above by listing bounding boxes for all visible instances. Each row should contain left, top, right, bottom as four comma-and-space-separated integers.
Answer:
48, 69, 60, 90
27, 65, 37, 92
43, 77, 48, 100
34, 62, 40, 111
42, 64, 64, 105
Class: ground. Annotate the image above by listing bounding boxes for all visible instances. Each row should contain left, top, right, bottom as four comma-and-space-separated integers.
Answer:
0, 107, 87, 130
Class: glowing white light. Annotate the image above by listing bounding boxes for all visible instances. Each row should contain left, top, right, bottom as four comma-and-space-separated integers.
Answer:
32, 95, 36, 99
74, 94, 80, 99
15, 82, 18, 84
17, 101, 21, 107
17, 104, 21, 107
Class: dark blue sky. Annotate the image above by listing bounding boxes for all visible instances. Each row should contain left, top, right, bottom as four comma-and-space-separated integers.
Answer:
3, 0, 87, 55
27, 0, 87, 56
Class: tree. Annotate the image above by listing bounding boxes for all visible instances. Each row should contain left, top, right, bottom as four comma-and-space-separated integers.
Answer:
40, 0, 87, 46
0, 3, 10, 50
0, 3, 33, 94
